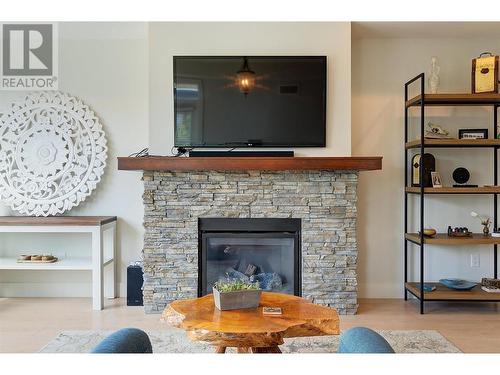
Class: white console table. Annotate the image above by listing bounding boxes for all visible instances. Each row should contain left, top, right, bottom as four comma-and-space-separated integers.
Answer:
0, 216, 117, 310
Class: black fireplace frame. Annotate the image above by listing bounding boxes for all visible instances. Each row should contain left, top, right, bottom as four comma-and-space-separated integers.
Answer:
198, 218, 302, 297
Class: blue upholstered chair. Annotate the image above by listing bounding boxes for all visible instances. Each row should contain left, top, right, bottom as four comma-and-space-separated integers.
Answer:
338, 327, 395, 353
92, 326, 393, 354
91, 328, 153, 353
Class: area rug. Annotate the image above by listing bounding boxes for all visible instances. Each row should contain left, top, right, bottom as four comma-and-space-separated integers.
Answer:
39, 328, 461, 353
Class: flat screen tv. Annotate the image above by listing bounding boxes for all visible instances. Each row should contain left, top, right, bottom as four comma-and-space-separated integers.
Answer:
174, 56, 326, 148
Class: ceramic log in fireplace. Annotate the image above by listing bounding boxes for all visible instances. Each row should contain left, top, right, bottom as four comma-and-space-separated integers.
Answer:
198, 218, 301, 297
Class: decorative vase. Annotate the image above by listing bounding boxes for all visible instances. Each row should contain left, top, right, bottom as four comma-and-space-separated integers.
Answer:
212, 287, 262, 311
428, 56, 440, 94
483, 223, 490, 236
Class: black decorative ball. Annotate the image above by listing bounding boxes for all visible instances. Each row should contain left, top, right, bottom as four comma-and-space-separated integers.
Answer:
453, 167, 470, 184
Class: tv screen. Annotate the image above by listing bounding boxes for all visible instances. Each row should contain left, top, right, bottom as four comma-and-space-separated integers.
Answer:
174, 56, 326, 148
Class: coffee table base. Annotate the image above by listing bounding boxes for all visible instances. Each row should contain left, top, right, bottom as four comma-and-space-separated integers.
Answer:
216, 346, 282, 354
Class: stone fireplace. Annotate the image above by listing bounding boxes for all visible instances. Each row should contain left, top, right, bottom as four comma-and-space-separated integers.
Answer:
142, 169, 359, 314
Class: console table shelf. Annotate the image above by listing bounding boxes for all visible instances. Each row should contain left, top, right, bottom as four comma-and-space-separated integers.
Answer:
0, 216, 117, 310
117, 156, 382, 172
0, 257, 113, 270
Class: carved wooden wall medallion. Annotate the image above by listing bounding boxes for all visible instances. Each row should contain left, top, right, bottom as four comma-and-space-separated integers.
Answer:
0, 92, 107, 216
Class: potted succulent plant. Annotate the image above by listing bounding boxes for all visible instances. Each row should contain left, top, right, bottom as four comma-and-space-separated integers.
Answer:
212, 278, 261, 311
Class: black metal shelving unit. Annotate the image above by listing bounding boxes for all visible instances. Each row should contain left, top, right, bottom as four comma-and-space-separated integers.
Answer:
404, 73, 500, 314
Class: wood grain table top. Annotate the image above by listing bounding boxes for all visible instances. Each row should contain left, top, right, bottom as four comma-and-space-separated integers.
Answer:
0, 216, 117, 226
162, 292, 340, 348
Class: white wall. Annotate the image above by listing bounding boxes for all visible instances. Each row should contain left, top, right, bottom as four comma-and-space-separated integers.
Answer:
352, 37, 500, 297
8, 22, 494, 301
149, 22, 352, 156
4, 23, 497, 300
0, 22, 149, 297
1, 21, 354, 298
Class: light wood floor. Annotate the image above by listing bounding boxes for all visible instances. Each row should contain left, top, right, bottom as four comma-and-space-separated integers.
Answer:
0, 297, 498, 353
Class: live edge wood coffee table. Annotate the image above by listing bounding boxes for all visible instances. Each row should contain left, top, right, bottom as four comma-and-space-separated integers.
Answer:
162, 292, 340, 353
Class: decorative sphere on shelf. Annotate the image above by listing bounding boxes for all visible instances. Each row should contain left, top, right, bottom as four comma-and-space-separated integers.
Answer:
453, 167, 470, 185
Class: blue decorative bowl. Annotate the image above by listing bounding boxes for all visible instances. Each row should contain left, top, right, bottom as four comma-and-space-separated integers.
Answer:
439, 278, 477, 290
415, 283, 436, 292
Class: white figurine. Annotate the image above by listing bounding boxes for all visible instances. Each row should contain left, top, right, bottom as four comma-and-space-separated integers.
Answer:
428, 56, 440, 94
425, 122, 450, 139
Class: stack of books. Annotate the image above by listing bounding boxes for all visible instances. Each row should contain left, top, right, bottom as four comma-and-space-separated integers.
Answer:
481, 278, 500, 293
262, 307, 282, 315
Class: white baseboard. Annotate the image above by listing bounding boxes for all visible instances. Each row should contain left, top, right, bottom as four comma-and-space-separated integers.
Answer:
2, 281, 401, 300
0, 282, 126, 298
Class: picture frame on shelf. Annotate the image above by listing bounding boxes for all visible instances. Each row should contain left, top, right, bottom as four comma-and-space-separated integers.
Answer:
458, 128, 488, 139
431, 172, 443, 188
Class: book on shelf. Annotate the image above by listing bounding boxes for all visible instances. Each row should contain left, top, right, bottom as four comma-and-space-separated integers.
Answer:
481, 286, 500, 293
424, 135, 453, 139
262, 307, 282, 315
481, 278, 500, 289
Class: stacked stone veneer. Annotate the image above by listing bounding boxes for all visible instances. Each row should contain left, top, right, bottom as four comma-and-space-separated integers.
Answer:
142, 170, 359, 314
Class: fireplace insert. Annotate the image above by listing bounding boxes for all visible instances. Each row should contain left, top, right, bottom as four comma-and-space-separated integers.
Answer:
198, 218, 301, 297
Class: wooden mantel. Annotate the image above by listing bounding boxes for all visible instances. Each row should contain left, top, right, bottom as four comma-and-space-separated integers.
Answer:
117, 156, 382, 171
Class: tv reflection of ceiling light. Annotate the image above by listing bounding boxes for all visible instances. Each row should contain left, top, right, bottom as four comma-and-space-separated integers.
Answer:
236, 57, 256, 97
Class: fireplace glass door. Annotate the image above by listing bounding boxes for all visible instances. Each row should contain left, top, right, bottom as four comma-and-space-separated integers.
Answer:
198, 218, 301, 297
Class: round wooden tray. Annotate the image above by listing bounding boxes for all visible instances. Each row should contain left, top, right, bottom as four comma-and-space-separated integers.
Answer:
17, 257, 58, 264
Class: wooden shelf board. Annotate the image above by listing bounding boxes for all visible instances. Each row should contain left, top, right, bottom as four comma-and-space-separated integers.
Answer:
406, 186, 500, 194
405, 233, 500, 245
0, 257, 92, 270
0, 216, 117, 226
406, 93, 500, 107
405, 282, 500, 301
0, 256, 114, 270
117, 156, 383, 172
406, 138, 500, 149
